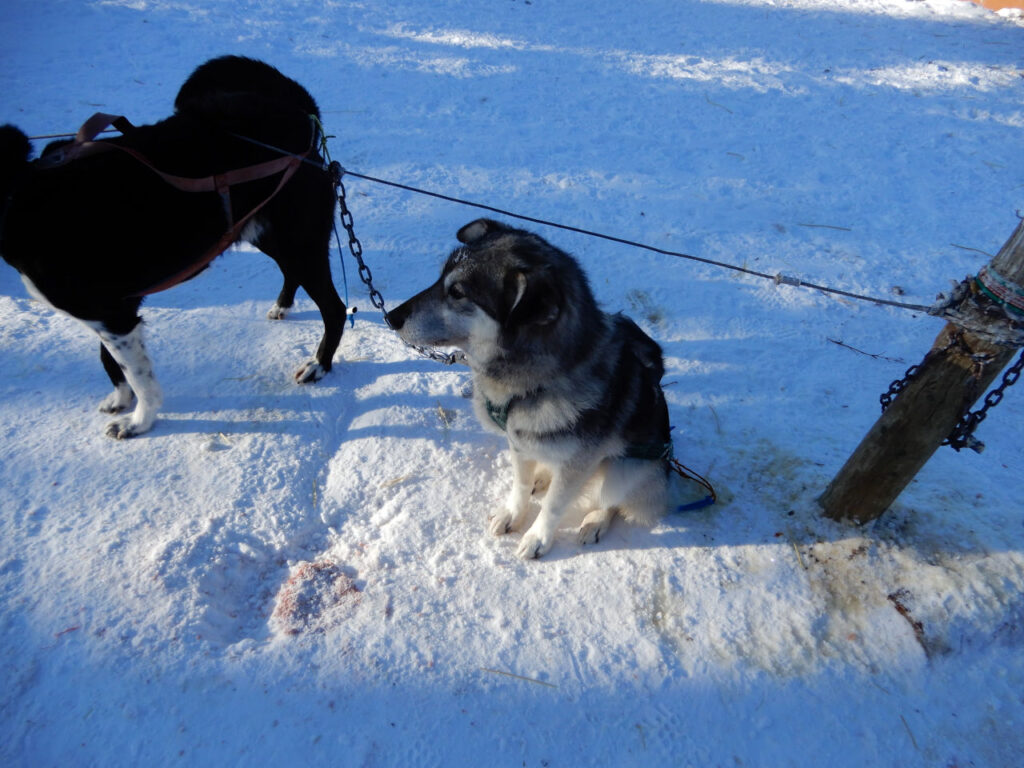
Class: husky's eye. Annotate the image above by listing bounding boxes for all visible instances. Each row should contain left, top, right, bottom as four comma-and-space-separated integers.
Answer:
447, 282, 466, 301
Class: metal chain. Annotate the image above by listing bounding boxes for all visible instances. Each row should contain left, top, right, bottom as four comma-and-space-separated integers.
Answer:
879, 362, 921, 412
880, 330, 1023, 453
330, 162, 464, 367
945, 348, 1024, 453
879, 332, 964, 412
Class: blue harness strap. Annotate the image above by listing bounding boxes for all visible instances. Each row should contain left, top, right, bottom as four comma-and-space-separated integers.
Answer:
669, 457, 717, 511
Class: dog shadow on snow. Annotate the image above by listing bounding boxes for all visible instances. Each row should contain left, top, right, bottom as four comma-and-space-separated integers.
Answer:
143, 354, 458, 440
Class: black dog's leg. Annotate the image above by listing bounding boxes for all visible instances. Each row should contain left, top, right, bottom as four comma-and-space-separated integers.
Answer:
90, 312, 163, 438
298, 256, 346, 382
97, 342, 135, 414
252, 222, 345, 383
267, 275, 299, 320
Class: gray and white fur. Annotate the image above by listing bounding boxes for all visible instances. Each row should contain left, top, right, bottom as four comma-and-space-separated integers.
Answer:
389, 218, 671, 559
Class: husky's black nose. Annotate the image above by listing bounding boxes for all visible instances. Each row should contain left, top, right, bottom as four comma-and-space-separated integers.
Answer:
385, 300, 409, 330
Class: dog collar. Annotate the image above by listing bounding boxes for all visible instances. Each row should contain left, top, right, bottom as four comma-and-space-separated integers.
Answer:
484, 397, 512, 431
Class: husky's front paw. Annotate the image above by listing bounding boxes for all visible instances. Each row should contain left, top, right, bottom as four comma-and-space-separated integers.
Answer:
491, 501, 532, 536
294, 360, 327, 384
578, 509, 615, 546
489, 510, 515, 536
516, 529, 554, 560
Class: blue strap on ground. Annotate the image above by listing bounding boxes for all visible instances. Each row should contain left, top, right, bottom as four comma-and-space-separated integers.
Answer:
665, 439, 717, 513
677, 495, 716, 513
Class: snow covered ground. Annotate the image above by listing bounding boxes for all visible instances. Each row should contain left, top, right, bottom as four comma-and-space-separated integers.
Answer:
2, 1, 1023, 765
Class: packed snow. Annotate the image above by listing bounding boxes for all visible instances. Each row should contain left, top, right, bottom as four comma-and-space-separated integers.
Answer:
2, 1, 1023, 765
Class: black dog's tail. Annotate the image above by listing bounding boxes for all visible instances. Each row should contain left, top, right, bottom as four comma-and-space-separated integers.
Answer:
0, 125, 32, 215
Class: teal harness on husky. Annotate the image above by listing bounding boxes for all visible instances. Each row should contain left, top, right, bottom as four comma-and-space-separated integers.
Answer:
484, 397, 513, 432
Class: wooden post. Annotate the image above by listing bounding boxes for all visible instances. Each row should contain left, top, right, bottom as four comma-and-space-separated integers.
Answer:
820, 218, 1024, 525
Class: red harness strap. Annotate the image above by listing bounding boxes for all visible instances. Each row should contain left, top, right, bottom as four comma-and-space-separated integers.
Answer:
39, 112, 313, 295
136, 153, 304, 296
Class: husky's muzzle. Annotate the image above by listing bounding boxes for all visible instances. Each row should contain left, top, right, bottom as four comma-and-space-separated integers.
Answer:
387, 279, 457, 348
384, 294, 414, 332
387, 281, 438, 333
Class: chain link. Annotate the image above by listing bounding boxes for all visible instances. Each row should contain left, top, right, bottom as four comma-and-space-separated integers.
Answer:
879, 332, 963, 412
880, 330, 1023, 453
879, 362, 921, 412
330, 162, 464, 367
945, 348, 1024, 453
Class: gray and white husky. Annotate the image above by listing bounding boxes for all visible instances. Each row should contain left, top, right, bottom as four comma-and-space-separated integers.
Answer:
389, 218, 671, 559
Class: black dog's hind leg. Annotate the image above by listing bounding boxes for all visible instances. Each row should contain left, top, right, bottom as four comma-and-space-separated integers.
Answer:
296, 257, 346, 382
252, 221, 345, 383
98, 342, 135, 414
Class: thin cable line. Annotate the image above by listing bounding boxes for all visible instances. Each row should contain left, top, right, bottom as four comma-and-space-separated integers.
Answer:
342, 168, 933, 313
27, 125, 935, 313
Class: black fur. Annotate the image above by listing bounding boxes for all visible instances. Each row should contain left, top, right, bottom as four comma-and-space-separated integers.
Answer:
0, 125, 32, 196
0, 56, 346, 436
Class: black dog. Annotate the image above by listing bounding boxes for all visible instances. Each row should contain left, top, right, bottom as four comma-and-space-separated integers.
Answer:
0, 56, 345, 438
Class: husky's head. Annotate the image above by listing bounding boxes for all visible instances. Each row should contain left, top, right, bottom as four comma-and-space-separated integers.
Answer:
389, 219, 599, 375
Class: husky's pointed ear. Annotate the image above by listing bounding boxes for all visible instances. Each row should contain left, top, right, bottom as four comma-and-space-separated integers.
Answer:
457, 218, 508, 244
503, 269, 560, 329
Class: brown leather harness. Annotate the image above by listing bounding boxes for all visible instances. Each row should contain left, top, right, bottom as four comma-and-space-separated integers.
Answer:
36, 112, 313, 296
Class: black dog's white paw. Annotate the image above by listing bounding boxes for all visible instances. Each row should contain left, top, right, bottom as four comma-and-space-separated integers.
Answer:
267, 303, 288, 320
98, 387, 135, 414
294, 361, 326, 384
104, 416, 148, 440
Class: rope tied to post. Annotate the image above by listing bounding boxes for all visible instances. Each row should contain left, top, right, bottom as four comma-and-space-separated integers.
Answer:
976, 263, 1024, 317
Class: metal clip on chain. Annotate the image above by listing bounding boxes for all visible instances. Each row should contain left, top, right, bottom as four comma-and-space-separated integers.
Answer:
330, 162, 464, 367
